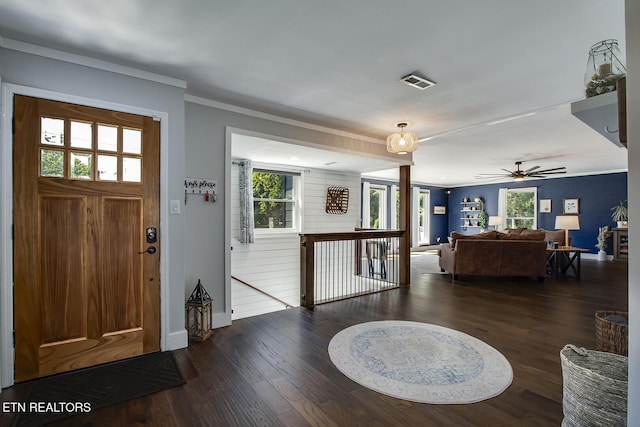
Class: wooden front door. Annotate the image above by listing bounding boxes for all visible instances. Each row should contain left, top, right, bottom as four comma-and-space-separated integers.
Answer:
13, 95, 160, 382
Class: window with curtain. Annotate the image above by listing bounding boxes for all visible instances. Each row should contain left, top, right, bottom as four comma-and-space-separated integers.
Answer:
252, 169, 300, 231
505, 187, 537, 229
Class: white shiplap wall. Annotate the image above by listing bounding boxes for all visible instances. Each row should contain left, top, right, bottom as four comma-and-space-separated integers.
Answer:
230, 164, 361, 319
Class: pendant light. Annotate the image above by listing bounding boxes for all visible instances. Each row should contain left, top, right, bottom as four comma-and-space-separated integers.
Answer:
387, 122, 419, 154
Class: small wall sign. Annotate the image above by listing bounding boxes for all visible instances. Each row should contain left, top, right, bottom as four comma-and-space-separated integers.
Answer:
433, 206, 446, 215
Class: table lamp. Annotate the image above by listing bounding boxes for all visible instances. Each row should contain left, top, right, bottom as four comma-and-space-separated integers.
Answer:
488, 216, 503, 230
555, 215, 580, 247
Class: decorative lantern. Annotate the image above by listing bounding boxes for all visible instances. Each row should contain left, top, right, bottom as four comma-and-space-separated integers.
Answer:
584, 39, 626, 98
185, 279, 213, 341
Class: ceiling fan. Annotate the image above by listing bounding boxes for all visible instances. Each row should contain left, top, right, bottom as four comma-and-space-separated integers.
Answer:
476, 161, 567, 181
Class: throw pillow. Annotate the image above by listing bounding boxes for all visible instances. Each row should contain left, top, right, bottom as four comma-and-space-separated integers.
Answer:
504, 227, 525, 235
496, 232, 529, 240
519, 229, 546, 241
544, 230, 565, 246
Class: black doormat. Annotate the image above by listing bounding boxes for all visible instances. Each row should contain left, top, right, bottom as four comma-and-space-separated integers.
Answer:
10, 351, 185, 426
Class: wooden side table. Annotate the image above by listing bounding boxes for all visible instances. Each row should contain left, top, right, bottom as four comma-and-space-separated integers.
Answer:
546, 247, 589, 278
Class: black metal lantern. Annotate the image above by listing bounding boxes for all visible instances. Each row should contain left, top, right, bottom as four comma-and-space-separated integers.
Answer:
185, 279, 213, 341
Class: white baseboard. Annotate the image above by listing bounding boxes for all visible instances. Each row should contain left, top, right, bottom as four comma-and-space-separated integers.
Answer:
166, 329, 188, 350
583, 253, 614, 261
214, 312, 232, 329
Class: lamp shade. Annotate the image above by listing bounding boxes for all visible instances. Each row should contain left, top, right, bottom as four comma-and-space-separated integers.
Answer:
555, 215, 580, 230
387, 123, 419, 154
488, 216, 503, 226
555, 215, 580, 247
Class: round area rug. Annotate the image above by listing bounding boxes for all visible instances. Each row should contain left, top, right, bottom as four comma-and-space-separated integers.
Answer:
328, 320, 513, 404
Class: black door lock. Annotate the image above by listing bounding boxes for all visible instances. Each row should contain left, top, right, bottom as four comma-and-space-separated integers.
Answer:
146, 227, 157, 243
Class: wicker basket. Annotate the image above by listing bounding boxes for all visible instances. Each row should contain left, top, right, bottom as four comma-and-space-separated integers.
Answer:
560, 345, 627, 427
595, 310, 628, 356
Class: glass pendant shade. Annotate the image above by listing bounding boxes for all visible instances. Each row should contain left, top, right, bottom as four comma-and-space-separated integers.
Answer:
584, 39, 626, 98
387, 123, 419, 154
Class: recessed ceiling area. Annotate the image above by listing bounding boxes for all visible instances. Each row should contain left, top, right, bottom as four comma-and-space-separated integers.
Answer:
365, 103, 628, 186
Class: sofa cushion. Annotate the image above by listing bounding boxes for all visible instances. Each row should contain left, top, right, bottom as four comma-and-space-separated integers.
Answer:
519, 229, 546, 241
504, 227, 526, 235
450, 230, 497, 248
496, 231, 529, 240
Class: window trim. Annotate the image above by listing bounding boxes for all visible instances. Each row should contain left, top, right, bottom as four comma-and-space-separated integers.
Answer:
252, 168, 302, 235
505, 186, 538, 229
368, 184, 388, 229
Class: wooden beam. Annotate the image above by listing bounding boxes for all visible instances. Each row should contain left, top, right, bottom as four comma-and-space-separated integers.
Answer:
399, 165, 411, 286
300, 235, 315, 310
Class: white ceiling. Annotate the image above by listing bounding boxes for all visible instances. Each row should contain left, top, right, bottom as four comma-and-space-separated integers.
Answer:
0, 0, 628, 186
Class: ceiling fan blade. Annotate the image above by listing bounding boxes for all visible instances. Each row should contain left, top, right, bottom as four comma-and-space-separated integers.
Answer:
475, 174, 510, 179
535, 167, 567, 173
527, 171, 567, 177
537, 171, 567, 175
500, 169, 514, 174
523, 165, 541, 173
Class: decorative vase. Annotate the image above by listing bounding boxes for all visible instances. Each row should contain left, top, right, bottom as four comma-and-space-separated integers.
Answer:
598, 250, 607, 261
617, 221, 628, 228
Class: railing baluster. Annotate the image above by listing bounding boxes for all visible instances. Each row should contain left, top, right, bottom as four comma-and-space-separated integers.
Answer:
299, 230, 405, 307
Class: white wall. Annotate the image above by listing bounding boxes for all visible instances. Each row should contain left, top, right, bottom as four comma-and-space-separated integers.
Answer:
229, 163, 360, 319
625, 0, 639, 421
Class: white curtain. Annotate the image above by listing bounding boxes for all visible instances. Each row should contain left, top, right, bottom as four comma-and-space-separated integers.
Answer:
497, 188, 507, 231
238, 160, 254, 243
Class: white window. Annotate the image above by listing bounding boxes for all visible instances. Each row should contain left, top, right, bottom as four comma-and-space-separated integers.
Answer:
252, 169, 301, 232
505, 187, 538, 229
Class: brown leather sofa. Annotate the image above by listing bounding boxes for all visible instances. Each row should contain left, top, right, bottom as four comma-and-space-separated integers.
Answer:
439, 230, 548, 280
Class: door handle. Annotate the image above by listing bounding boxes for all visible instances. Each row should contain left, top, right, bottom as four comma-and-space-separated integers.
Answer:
138, 246, 157, 255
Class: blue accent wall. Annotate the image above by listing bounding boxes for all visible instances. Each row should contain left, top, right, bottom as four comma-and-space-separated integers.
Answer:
447, 172, 628, 253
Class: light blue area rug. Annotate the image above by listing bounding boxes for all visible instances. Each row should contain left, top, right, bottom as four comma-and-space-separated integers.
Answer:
328, 320, 513, 404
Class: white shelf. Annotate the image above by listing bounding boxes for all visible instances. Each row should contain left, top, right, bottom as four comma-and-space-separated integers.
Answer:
571, 91, 624, 148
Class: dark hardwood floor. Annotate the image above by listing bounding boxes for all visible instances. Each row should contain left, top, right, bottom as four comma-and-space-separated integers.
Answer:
1, 258, 628, 426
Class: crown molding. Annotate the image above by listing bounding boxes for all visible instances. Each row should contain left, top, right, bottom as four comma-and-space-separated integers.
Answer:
0, 37, 187, 89
185, 94, 387, 145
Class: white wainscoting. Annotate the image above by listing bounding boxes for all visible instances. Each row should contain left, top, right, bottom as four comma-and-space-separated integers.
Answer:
230, 164, 361, 320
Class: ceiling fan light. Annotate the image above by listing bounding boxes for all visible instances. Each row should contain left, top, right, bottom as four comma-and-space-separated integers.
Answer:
387, 123, 419, 154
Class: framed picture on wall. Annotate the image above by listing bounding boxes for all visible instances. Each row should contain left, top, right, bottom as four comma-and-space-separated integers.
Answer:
539, 199, 551, 213
563, 198, 579, 214
433, 206, 446, 215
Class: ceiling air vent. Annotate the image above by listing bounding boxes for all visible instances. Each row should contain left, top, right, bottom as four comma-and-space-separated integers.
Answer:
401, 73, 436, 90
